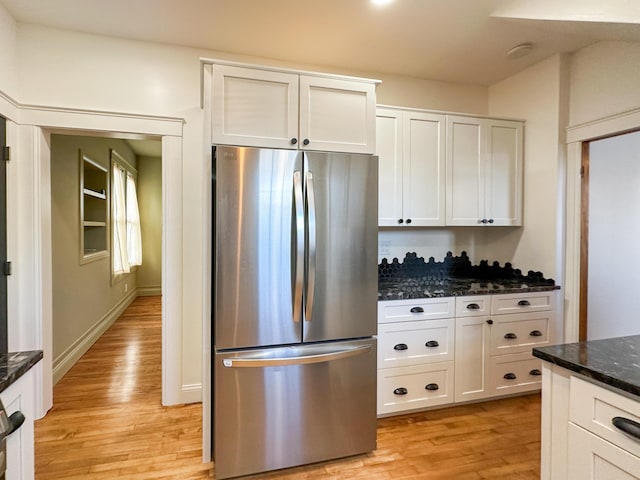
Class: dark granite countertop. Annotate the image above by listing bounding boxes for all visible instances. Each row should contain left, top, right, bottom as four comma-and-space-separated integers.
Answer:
0, 350, 43, 394
533, 336, 640, 398
378, 278, 559, 301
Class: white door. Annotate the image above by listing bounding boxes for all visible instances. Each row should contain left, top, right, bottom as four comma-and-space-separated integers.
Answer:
454, 315, 490, 402
485, 119, 523, 226
299, 76, 376, 154
403, 112, 446, 226
376, 108, 403, 226
446, 115, 484, 225
211, 65, 299, 149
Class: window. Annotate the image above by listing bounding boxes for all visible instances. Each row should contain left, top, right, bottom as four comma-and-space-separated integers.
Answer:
111, 149, 142, 277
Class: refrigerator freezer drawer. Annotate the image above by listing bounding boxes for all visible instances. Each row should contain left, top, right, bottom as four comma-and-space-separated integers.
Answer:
213, 338, 377, 479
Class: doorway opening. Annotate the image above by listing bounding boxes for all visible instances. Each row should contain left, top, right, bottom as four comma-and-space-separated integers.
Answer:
579, 129, 640, 340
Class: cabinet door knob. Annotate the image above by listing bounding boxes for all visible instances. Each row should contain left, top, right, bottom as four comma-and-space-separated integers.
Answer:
398, 218, 404, 224
503, 373, 517, 380
406, 218, 412, 224
393, 387, 408, 396
504, 332, 518, 339
425, 383, 439, 391
529, 330, 543, 337
290, 137, 298, 145
425, 340, 439, 348
303, 138, 310, 146
410, 306, 424, 313
612, 417, 640, 440
517, 300, 531, 306
466, 303, 480, 310
486, 319, 494, 325
488, 218, 494, 224
479, 218, 488, 224
529, 369, 542, 376
393, 343, 408, 351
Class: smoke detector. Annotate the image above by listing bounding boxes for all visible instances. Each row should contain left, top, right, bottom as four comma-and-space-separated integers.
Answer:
506, 43, 534, 59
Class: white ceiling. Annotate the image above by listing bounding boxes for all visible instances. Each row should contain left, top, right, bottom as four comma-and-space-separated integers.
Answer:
3, 0, 640, 87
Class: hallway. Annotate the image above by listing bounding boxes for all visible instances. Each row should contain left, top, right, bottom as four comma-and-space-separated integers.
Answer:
34, 296, 214, 479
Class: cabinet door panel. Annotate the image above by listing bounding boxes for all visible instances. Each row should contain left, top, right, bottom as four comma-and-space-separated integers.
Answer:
569, 423, 640, 479
299, 76, 376, 154
376, 110, 403, 226
454, 315, 490, 402
212, 65, 299, 148
403, 112, 446, 226
446, 116, 483, 225
485, 120, 523, 226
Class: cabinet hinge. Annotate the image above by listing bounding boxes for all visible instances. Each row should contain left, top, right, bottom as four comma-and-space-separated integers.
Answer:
1, 146, 9, 162
4, 261, 11, 276
580, 165, 585, 178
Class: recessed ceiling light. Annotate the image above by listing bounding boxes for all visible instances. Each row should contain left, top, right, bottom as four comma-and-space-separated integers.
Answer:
371, 0, 394, 6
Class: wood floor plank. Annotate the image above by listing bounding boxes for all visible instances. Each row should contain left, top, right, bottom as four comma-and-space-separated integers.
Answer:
35, 295, 540, 479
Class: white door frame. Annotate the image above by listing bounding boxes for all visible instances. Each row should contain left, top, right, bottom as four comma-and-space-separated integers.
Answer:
1, 93, 185, 416
564, 107, 640, 343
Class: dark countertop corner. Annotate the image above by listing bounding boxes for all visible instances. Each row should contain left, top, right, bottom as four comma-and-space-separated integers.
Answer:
0, 350, 43, 394
533, 335, 640, 398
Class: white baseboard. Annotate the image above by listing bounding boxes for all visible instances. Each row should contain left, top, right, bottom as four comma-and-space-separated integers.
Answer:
180, 383, 202, 405
52, 290, 138, 384
137, 286, 161, 296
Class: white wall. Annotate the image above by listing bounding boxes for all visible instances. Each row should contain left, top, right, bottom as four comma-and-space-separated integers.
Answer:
486, 54, 570, 281
0, 3, 17, 96
570, 41, 640, 126
588, 132, 640, 340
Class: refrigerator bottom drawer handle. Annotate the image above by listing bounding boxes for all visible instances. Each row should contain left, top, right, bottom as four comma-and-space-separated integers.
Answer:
222, 344, 372, 368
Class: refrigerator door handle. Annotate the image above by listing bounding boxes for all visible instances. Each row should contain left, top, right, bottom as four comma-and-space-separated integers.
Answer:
222, 344, 372, 368
305, 171, 316, 323
293, 170, 305, 324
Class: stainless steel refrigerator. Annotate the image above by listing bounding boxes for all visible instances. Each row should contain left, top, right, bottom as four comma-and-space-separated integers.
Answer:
212, 145, 378, 479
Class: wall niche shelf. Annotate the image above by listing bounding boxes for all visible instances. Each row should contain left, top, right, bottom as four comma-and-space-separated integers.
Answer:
80, 151, 109, 264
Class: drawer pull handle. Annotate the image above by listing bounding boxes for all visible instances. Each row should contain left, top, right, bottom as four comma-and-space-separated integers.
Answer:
504, 333, 518, 339
466, 303, 480, 310
503, 373, 517, 380
529, 369, 542, 376
410, 306, 424, 313
425, 340, 439, 348
393, 387, 408, 396
529, 330, 543, 337
517, 300, 531, 306
393, 343, 408, 351
486, 319, 494, 325
425, 383, 439, 391
612, 417, 640, 441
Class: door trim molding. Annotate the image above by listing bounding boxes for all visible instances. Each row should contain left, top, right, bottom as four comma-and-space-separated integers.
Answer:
565, 109, 640, 343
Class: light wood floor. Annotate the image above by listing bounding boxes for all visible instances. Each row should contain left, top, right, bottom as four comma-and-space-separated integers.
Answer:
35, 296, 541, 480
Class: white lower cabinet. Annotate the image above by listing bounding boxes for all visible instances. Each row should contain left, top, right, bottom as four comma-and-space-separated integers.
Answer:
1, 368, 36, 480
378, 290, 556, 416
543, 367, 640, 480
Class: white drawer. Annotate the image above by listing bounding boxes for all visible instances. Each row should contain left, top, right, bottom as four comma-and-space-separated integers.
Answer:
488, 311, 551, 355
489, 353, 542, 395
455, 296, 490, 317
378, 318, 454, 368
377, 362, 454, 415
378, 297, 455, 324
570, 375, 640, 458
491, 291, 555, 314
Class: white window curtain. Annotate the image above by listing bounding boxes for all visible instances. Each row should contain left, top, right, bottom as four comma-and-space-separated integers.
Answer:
112, 164, 130, 274
126, 173, 142, 267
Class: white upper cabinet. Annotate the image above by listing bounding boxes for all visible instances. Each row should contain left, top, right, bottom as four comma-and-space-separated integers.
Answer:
376, 107, 446, 227
210, 63, 377, 154
446, 115, 523, 226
